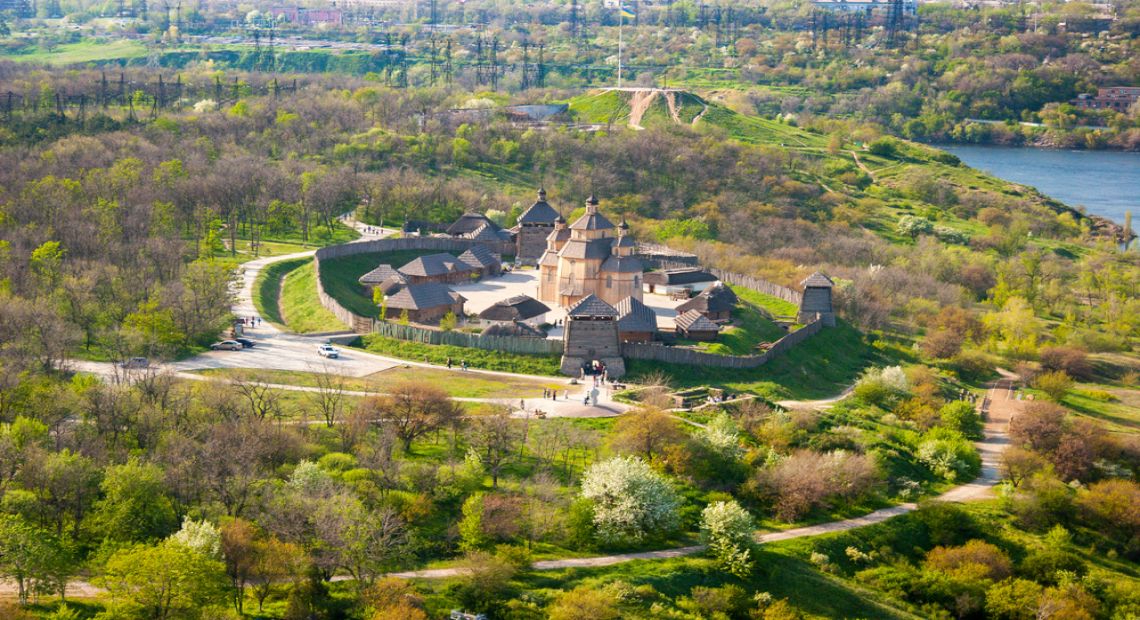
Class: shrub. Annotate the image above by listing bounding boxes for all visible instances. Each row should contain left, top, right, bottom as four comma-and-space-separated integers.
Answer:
985, 578, 1043, 620
752, 450, 881, 521
917, 428, 981, 482
700, 500, 756, 577
580, 457, 680, 545
1038, 347, 1090, 380
914, 501, 978, 547
868, 137, 900, 158
922, 329, 964, 359
1009, 402, 1067, 453
939, 401, 983, 440
1032, 371, 1074, 402
924, 540, 1012, 581
547, 586, 620, 620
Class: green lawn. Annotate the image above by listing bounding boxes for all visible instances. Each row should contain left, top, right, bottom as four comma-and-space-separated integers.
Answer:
319, 249, 443, 319
1059, 384, 1140, 434
191, 366, 568, 400
627, 320, 884, 400
696, 302, 788, 356
252, 257, 311, 328
8, 39, 148, 65
280, 260, 348, 334
356, 334, 562, 377
730, 285, 800, 319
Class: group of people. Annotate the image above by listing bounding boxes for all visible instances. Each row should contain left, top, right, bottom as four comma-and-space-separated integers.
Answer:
239, 316, 261, 328
445, 357, 469, 371
541, 388, 567, 400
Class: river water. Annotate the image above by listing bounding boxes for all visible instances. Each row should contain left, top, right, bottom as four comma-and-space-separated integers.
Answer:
940, 145, 1140, 225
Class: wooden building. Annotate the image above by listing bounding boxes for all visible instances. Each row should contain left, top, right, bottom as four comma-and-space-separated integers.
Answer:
515, 188, 561, 264
798, 272, 835, 327
397, 253, 477, 285
676, 283, 738, 322
382, 282, 465, 324
615, 296, 658, 343
478, 295, 551, 325
643, 268, 718, 295
458, 245, 503, 278
537, 195, 644, 308
560, 294, 625, 378
674, 309, 721, 341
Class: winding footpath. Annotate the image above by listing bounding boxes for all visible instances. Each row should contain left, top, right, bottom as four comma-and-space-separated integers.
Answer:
386, 377, 1018, 579
24, 230, 1022, 596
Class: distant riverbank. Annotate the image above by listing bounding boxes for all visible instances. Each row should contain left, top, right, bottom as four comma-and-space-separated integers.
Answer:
940, 145, 1140, 225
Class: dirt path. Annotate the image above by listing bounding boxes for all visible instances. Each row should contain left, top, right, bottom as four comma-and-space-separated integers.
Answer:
664, 91, 681, 124
627, 89, 657, 130
0, 378, 1017, 597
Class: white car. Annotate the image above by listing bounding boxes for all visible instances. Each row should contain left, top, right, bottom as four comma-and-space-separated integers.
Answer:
317, 344, 339, 359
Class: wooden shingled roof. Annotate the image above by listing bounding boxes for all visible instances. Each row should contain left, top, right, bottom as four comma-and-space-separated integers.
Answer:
674, 309, 720, 333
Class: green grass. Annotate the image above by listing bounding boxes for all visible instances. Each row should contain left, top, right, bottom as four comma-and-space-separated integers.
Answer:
191, 366, 568, 400
356, 334, 562, 377
319, 249, 443, 319
627, 321, 885, 401
252, 257, 311, 328
1058, 384, 1140, 434
730, 285, 800, 319
567, 90, 630, 125
8, 39, 147, 65
695, 303, 786, 356
280, 260, 348, 334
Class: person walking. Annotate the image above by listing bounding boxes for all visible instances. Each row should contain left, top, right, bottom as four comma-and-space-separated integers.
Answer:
447, 356, 453, 369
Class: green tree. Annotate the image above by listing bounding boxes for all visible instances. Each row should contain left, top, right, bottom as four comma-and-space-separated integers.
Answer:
458, 493, 488, 552
985, 578, 1043, 620
940, 401, 984, 440
700, 500, 756, 577
440, 311, 457, 332
92, 458, 178, 542
0, 514, 73, 605
1032, 371, 1073, 403
98, 540, 229, 620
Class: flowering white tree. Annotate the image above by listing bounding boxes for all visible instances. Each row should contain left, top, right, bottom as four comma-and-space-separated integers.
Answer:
700, 500, 756, 577
699, 413, 742, 459
580, 456, 679, 545
168, 516, 222, 558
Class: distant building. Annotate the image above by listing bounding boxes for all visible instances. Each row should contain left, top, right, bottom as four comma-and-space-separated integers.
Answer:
267, 7, 343, 26
615, 296, 658, 343
481, 321, 546, 339
1071, 87, 1140, 112
397, 253, 477, 285
811, 0, 916, 16
458, 245, 503, 279
560, 294, 625, 378
643, 268, 719, 295
515, 188, 561, 264
382, 282, 465, 324
358, 264, 399, 292
797, 272, 836, 327
676, 283, 738, 322
674, 309, 721, 341
537, 195, 643, 308
478, 295, 551, 325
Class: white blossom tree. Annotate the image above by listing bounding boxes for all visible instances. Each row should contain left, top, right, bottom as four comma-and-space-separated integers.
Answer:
169, 516, 222, 558
580, 456, 679, 545
700, 500, 756, 577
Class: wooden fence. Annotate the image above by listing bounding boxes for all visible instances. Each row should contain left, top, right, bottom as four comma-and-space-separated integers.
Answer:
372, 321, 563, 355
622, 318, 822, 368
637, 259, 804, 307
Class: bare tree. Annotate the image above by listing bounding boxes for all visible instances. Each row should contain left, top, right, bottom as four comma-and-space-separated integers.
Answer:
230, 375, 283, 422
308, 365, 347, 428
367, 382, 462, 452
468, 409, 522, 489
